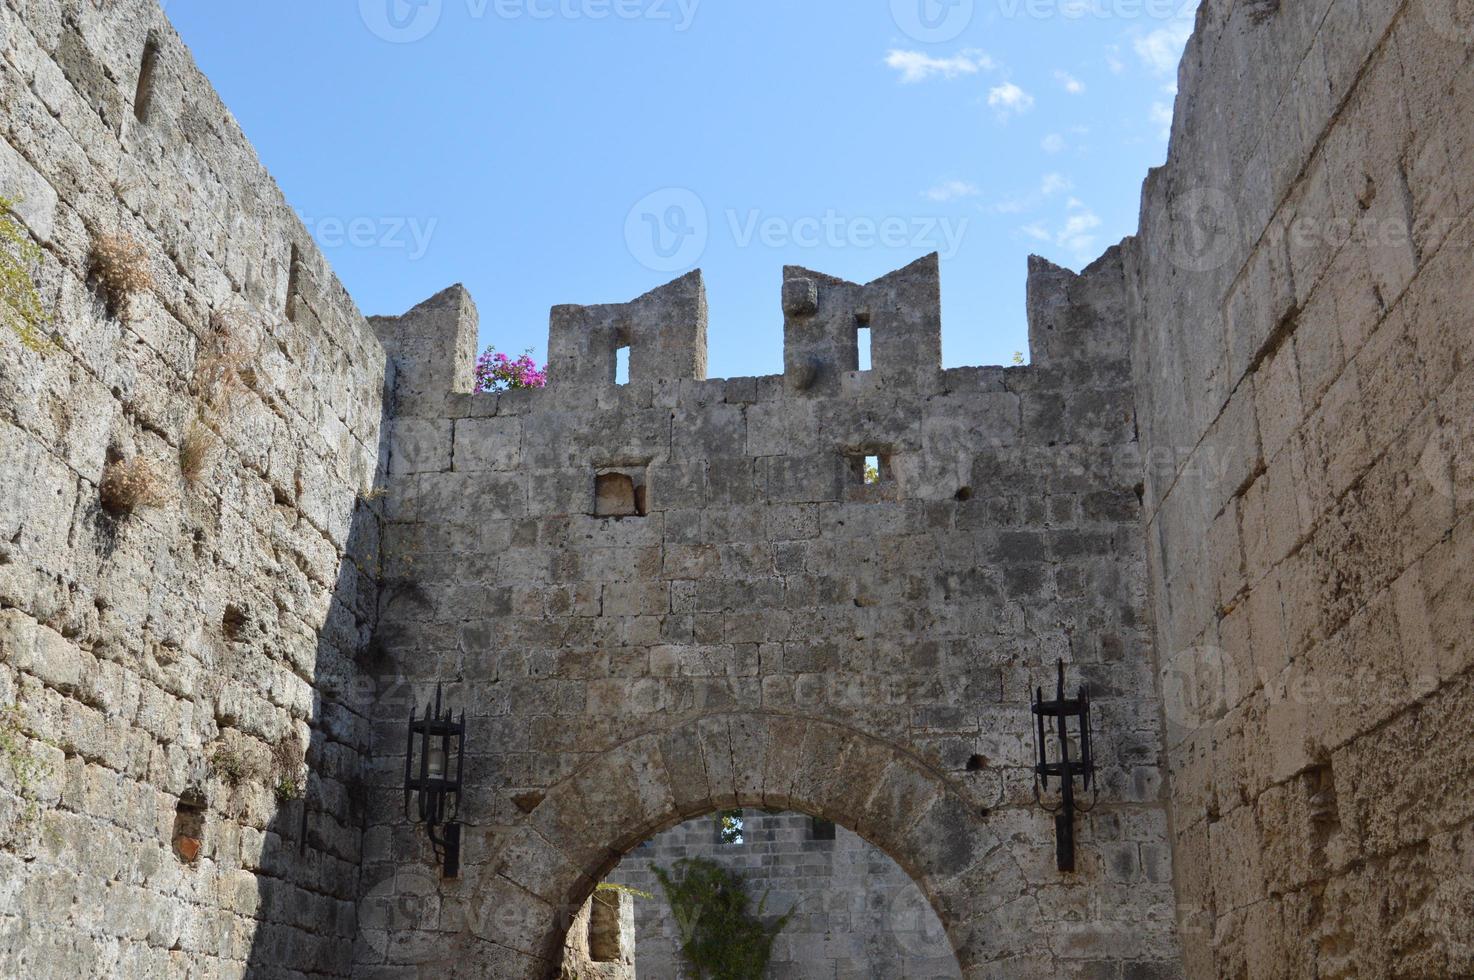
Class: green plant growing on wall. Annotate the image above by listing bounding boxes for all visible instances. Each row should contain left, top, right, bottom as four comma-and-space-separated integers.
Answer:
595, 881, 653, 901
208, 744, 253, 787
0, 705, 52, 823
0, 196, 51, 353
653, 858, 793, 980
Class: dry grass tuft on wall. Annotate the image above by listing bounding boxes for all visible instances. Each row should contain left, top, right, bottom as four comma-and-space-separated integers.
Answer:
90, 231, 153, 321
99, 456, 172, 514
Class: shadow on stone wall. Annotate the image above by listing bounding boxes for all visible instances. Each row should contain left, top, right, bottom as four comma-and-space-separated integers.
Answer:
242, 406, 390, 978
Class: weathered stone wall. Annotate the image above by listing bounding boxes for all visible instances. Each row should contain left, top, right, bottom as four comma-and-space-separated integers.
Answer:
0, 1, 388, 976
1126, 1, 1474, 976
360, 252, 1180, 979
606, 808, 962, 980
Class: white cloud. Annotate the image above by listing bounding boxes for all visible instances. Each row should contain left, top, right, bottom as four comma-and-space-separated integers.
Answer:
1042, 133, 1066, 154
1057, 202, 1103, 258
1021, 200, 1103, 263
994, 173, 1075, 216
1055, 70, 1085, 94
987, 82, 1034, 118
885, 49, 993, 83
1106, 45, 1125, 74
1151, 101, 1175, 139
1134, 18, 1193, 75
923, 180, 981, 202
1041, 173, 1072, 196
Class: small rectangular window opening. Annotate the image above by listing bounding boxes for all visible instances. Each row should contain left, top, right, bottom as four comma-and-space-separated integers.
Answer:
857, 325, 872, 372
134, 38, 160, 124
864, 455, 882, 485
810, 817, 837, 841
615, 345, 630, 386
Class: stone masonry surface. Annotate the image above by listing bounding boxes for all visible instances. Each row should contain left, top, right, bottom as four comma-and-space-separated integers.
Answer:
1, 1, 1470, 979
1125, 1, 1474, 977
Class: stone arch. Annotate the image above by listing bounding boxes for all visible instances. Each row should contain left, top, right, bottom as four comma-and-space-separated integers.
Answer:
464, 712, 1034, 979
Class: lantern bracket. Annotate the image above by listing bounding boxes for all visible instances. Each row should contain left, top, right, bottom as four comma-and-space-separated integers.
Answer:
405, 684, 466, 877
1031, 660, 1098, 873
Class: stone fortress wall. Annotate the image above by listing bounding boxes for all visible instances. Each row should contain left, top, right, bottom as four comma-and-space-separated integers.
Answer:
605, 808, 963, 980
0, 1, 1470, 979
1123, 2, 1474, 976
0, 1, 391, 978
361, 251, 1179, 980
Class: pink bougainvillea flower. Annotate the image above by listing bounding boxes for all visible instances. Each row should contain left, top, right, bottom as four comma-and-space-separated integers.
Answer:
475, 346, 549, 394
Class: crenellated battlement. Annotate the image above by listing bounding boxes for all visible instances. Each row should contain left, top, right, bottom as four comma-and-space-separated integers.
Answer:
374, 249, 1131, 423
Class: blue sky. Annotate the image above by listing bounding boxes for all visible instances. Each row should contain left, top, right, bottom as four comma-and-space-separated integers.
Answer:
165, 0, 1194, 378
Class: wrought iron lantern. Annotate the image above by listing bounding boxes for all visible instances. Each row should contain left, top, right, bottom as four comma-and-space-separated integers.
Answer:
1031, 660, 1098, 872
405, 684, 466, 877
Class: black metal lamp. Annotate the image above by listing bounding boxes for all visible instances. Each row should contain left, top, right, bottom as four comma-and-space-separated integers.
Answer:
1031, 660, 1097, 872
405, 684, 466, 877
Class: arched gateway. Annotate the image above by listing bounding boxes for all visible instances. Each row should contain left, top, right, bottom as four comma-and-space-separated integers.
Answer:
475, 712, 1021, 977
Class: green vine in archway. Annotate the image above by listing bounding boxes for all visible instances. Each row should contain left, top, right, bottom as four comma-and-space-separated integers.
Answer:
653, 858, 793, 980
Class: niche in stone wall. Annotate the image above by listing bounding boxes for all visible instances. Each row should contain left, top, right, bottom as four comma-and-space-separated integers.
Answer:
285, 244, 302, 322
172, 795, 206, 864
588, 891, 625, 963
594, 465, 649, 518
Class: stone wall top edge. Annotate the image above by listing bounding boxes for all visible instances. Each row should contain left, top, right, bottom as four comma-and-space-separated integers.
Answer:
27, 0, 388, 363
435, 359, 1138, 421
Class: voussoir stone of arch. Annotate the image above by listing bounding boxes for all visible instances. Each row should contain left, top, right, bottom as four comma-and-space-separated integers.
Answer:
496, 712, 1020, 976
